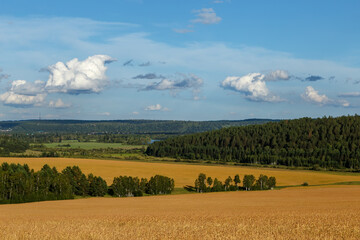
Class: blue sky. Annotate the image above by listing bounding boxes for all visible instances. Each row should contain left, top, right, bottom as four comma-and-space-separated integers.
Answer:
0, 0, 359, 120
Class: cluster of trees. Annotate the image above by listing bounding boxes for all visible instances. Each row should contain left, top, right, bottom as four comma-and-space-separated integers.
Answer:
191, 173, 276, 193
147, 116, 360, 170
109, 175, 174, 197
0, 163, 108, 204
0, 162, 175, 204
0, 136, 29, 156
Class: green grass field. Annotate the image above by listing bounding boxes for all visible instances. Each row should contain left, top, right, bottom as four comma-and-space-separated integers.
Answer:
43, 140, 145, 150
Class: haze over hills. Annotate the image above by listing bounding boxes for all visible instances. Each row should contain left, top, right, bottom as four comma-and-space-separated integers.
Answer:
0, 119, 276, 135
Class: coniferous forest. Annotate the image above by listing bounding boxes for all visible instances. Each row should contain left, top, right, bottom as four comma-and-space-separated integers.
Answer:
146, 116, 360, 170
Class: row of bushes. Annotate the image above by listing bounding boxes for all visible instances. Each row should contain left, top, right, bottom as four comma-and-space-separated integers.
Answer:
190, 173, 276, 193
0, 162, 174, 204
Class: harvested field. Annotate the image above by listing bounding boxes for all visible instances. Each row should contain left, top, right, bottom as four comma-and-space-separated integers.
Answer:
0, 185, 360, 239
1, 157, 360, 187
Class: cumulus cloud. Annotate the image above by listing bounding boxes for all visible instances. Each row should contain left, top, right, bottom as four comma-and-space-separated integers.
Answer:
302, 86, 329, 104
0, 80, 46, 107
143, 73, 203, 99
45, 55, 115, 94
0, 92, 46, 107
192, 8, 221, 25
302, 86, 349, 107
221, 73, 281, 102
264, 70, 290, 81
133, 73, 165, 79
304, 75, 324, 82
144, 104, 169, 111
0, 54, 114, 108
48, 99, 71, 108
8, 80, 45, 95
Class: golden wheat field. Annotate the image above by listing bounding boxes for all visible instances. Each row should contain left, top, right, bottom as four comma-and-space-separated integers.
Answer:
0, 185, 359, 239
1, 157, 359, 187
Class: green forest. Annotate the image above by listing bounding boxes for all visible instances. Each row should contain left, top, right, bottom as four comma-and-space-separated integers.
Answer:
0, 163, 175, 204
146, 115, 360, 171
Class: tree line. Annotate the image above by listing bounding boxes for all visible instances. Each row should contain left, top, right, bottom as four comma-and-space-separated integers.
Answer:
0, 119, 273, 134
146, 115, 360, 170
188, 173, 276, 193
0, 162, 174, 204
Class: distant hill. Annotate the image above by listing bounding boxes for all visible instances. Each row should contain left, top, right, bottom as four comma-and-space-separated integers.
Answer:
146, 115, 360, 171
0, 119, 276, 135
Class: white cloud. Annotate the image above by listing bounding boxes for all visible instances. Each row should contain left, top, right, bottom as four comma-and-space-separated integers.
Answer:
132, 111, 139, 115
45, 55, 116, 94
221, 73, 281, 102
9, 80, 45, 95
339, 100, 350, 107
192, 8, 222, 25
0, 54, 115, 108
302, 86, 330, 105
264, 70, 290, 81
48, 99, 71, 108
302, 86, 350, 107
144, 104, 169, 111
0, 80, 46, 107
0, 92, 46, 107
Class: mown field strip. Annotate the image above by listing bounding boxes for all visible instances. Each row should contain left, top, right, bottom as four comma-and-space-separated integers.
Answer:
0, 186, 360, 239
1, 157, 359, 187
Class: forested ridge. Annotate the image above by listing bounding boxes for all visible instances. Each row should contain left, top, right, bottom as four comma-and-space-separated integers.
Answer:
0, 119, 274, 134
146, 115, 360, 170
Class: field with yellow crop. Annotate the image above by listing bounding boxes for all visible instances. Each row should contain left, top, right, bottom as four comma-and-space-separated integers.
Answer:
1, 157, 360, 187
0, 185, 360, 239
